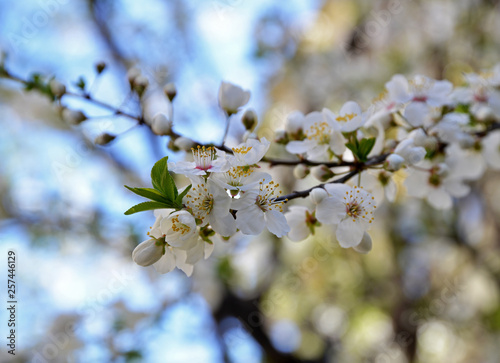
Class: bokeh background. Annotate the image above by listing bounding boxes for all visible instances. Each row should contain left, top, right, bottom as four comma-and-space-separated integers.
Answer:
1, 0, 500, 362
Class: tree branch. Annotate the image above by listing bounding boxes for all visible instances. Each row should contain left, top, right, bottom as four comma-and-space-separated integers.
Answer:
214, 291, 327, 363
274, 153, 389, 203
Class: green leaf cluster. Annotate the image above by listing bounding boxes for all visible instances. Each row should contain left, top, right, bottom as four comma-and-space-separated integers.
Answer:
124, 156, 191, 215
345, 137, 376, 162
24, 73, 56, 101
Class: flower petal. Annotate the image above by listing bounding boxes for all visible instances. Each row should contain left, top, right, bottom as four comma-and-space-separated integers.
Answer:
427, 187, 453, 210
209, 213, 236, 237
236, 205, 265, 235
336, 218, 365, 248
153, 252, 176, 274
316, 196, 346, 224
264, 210, 290, 238
353, 232, 373, 254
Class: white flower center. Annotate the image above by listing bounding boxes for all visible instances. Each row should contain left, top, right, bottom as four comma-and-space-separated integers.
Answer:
306, 122, 331, 144
171, 216, 191, 235
232, 145, 253, 155
336, 113, 357, 123
409, 77, 432, 101
255, 180, 284, 212
184, 182, 214, 222
226, 166, 254, 187
343, 186, 376, 223
192, 145, 215, 171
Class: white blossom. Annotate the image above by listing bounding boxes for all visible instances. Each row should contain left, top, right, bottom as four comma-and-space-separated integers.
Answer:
212, 165, 271, 192
151, 112, 172, 136
386, 74, 452, 127
169, 146, 229, 176
429, 112, 473, 146
386, 74, 453, 107
311, 165, 334, 182
183, 177, 236, 237
366, 91, 401, 127
445, 143, 486, 181
293, 164, 309, 179
232, 180, 290, 237
231, 137, 270, 166
385, 154, 405, 171
316, 184, 377, 248
143, 209, 209, 276
323, 101, 366, 133
482, 130, 500, 170
174, 137, 195, 151
218, 81, 250, 115
404, 161, 470, 210
452, 72, 500, 119
393, 138, 426, 165
132, 238, 164, 267
286, 111, 346, 160
358, 171, 397, 203
284, 206, 317, 242
310, 188, 328, 204
285, 111, 305, 134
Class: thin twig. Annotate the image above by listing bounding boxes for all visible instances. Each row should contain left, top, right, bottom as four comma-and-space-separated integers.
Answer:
275, 170, 359, 202
274, 153, 389, 203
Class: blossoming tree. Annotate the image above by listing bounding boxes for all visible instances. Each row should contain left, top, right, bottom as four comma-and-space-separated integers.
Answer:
3, 61, 500, 277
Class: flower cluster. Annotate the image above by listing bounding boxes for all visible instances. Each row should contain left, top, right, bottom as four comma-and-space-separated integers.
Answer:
126, 66, 500, 276
131, 135, 291, 276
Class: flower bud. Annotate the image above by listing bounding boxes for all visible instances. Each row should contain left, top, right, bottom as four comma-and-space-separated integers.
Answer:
133, 75, 149, 97
132, 238, 164, 266
174, 136, 195, 151
423, 136, 438, 151
50, 79, 66, 98
62, 108, 86, 125
163, 83, 177, 101
410, 128, 437, 151
242, 109, 258, 131
385, 154, 405, 171
167, 139, 179, 152
353, 232, 372, 254
458, 134, 475, 149
311, 165, 335, 182
95, 61, 106, 74
436, 163, 449, 177
127, 67, 141, 86
293, 164, 309, 179
474, 104, 494, 121
95, 133, 116, 145
285, 111, 304, 134
384, 139, 397, 150
406, 147, 426, 165
310, 188, 328, 204
218, 81, 250, 115
274, 129, 288, 144
409, 128, 427, 146
151, 112, 172, 136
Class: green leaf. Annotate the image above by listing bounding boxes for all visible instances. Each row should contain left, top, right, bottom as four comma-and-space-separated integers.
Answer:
358, 137, 376, 161
345, 142, 359, 157
75, 76, 86, 91
124, 201, 176, 215
455, 103, 470, 114
176, 184, 192, 205
151, 156, 178, 200
124, 186, 171, 203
